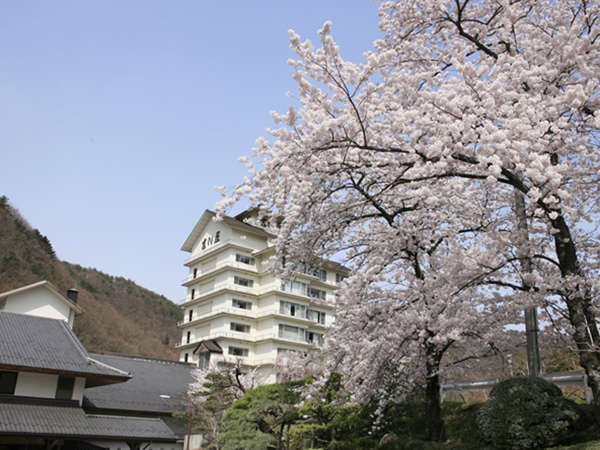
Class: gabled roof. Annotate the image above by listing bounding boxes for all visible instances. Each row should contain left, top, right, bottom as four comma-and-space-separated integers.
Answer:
0, 280, 82, 314
0, 312, 130, 386
181, 209, 273, 252
193, 339, 223, 354
0, 401, 177, 441
84, 353, 195, 414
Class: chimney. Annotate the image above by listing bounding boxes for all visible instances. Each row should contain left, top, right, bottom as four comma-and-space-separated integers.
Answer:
66, 288, 78, 304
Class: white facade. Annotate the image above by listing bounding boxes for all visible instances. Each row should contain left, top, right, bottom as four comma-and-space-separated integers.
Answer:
177, 210, 345, 384
10, 371, 86, 404
0, 281, 80, 328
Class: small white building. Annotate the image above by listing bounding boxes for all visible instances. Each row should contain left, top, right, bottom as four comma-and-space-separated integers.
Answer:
0, 280, 81, 328
177, 208, 347, 384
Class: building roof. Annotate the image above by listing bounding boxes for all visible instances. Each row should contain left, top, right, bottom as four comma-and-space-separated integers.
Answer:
0, 401, 176, 441
193, 339, 223, 354
0, 280, 82, 314
181, 209, 273, 252
84, 353, 195, 414
0, 312, 130, 386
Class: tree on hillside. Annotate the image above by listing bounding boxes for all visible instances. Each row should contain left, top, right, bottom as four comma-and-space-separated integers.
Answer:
218, 0, 600, 405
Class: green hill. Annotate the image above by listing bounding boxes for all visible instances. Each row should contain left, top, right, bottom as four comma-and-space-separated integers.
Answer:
0, 195, 182, 359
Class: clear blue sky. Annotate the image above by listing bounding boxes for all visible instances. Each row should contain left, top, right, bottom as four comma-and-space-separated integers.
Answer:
1, 1, 382, 301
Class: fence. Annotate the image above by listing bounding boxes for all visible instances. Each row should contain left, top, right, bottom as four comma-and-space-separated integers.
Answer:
440, 371, 591, 404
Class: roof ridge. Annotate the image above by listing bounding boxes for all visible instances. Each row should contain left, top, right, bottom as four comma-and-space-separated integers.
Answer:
90, 352, 191, 366
86, 414, 164, 422
60, 319, 91, 360
87, 357, 131, 377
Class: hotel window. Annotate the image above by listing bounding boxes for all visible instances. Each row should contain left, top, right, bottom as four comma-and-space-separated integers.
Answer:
55, 376, 75, 400
0, 371, 17, 395
307, 309, 326, 324
215, 231, 220, 243
281, 280, 307, 296
234, 276, 253, 287
308, 287, 326, 300
277, 347, 296, 354
336, 273, 346, 283
191, 289, 195, 300
280, 300, 307, 318
228, 346, 249, 357
278, 324, 305, 342
202, 239, 206, 250
186, 331, 191, 343
236, 254, 255, 265
193, 268, 198, 278
306, 331, 324, 346
184, 353, 189, 362
188, 309, 193, 322
311, 268, 327, 281
230, 322, 251, 333
232, 298, 252, 310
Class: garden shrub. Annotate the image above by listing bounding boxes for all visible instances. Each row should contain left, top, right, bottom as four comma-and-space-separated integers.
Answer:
476, 377, 582, 449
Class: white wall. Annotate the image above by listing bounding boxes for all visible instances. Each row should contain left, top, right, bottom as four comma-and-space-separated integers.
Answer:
14, 372, 58, 398
190, 218, 225, 256
2, 286, 74, 326
228, 230, 267, 252
13, 372, 84, 402
73, 376, 86, 404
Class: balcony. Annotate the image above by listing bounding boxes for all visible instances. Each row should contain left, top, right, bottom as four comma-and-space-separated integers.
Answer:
182, 262, 259, 286
176, 305, 328, 329
174, 328, 324, 350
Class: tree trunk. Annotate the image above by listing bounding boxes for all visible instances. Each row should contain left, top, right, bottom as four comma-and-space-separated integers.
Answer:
277, 424, 284, 450
549, 212, 600, 404
425, 350, 446, 442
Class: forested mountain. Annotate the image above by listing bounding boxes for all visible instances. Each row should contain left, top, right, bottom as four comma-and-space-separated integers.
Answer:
0, 195, 181, 359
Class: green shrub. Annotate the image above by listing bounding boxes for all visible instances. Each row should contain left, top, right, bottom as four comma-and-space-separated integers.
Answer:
476, 377, 582, 449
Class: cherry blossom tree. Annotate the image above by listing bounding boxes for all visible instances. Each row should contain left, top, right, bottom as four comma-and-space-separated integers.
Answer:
218, 0, 600, 412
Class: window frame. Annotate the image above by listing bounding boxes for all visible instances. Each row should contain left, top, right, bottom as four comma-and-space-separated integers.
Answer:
230, 322, 251, 333
228, 346, 249, 357
232, 298, 252, 310
235, 254, 255, 265
234, 276, 254, 287
55, 376, 75, 400
0, 371, 18, 395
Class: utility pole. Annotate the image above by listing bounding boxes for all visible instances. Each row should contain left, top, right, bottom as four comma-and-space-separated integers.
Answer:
513, 189, 542, 377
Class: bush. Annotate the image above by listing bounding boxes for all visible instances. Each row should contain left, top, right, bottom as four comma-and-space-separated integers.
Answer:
476, 377, 582, 449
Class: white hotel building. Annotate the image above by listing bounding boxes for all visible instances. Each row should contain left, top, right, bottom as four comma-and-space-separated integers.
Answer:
176, 208, 346, 383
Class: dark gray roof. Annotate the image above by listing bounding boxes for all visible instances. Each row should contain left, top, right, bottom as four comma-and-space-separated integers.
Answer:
84, 353, 195, 414
0, 312, 130, 385
0, 402, 176, 441
193, 339, 223, 354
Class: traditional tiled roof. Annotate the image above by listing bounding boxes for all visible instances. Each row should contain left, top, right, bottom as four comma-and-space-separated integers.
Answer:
84, 353, 195, 414
193, 339, 223, 354
0, 402, 176, 441
0, 312, 130, 385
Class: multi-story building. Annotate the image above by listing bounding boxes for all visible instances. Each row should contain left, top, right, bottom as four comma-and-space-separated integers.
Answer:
176, 208, 346, 384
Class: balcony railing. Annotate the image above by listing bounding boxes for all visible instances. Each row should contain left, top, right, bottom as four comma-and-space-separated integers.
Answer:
177, 306, 327, 328
174, 329, 323, 349
181, 262, 259, 285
